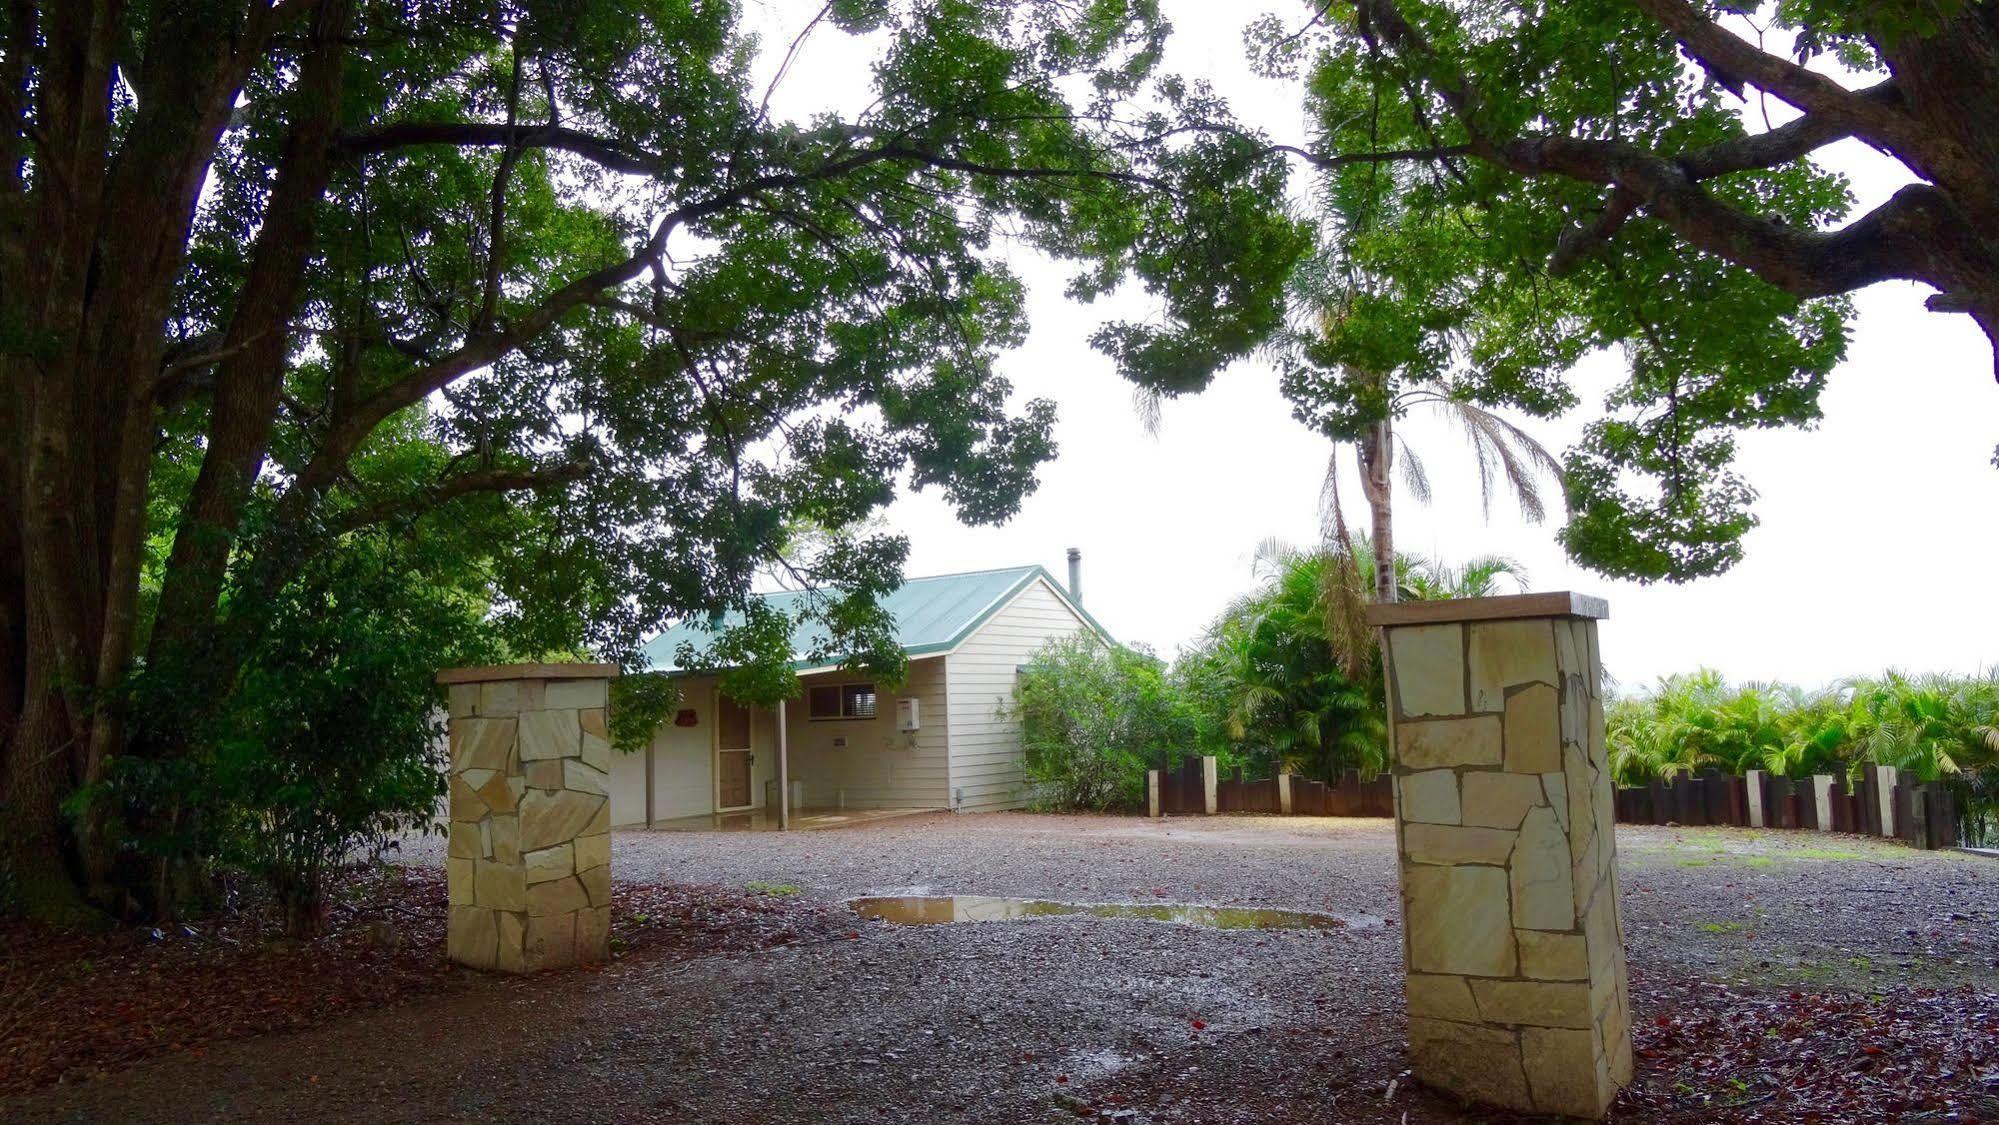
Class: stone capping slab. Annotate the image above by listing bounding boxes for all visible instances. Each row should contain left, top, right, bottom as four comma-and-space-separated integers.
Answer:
1367, 591, 1610, 628
437, 662, 621, 685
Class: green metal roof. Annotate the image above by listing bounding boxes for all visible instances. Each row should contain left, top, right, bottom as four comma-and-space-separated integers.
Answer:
637, 564, 1112, 673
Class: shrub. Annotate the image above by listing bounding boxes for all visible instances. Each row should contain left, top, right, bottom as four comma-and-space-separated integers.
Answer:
1011, 635, 1196, 811
99, 538, 492, 935
1607, 668, 1999, 842
1173, 545, 1386, 781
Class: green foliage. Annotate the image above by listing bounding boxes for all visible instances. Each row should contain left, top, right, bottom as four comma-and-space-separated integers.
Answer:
110, 533, 495, 935
1010, 635, 1198, 811
1175, 545, 1386, 780
609, 673, 681, 756
1010, 538, 1540, 807
1607, 669, 1999, 793
1240, 0, 1882, 583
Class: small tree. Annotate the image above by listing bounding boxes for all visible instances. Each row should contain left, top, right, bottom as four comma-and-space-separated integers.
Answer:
1011, 636, 1195, 811
102, 532, 491, 936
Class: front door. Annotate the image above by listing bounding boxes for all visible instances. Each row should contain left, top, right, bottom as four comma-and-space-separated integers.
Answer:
716, 693, 754, 810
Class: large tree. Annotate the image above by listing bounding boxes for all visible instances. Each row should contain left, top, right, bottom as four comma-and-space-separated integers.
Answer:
0, 0, 1304, 919
1201, 0, 1997, 582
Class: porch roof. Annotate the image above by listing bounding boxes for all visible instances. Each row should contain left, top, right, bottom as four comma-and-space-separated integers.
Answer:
636, 564, 1110, 674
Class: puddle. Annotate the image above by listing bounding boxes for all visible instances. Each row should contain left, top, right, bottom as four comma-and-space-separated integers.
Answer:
849, 895, 1371, 930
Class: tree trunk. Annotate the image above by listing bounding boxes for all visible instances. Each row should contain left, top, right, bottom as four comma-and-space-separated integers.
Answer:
0, 0, 308, 921
1357, 415, 1396, 604
148, 0, 353, 676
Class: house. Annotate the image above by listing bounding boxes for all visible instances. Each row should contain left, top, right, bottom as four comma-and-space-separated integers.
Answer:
607, 553, 1111, 827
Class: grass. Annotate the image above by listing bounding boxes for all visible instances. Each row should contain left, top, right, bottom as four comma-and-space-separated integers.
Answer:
1786, 846, 1864, 861
1628, 826, 1883, 870
745, 880, 801, 896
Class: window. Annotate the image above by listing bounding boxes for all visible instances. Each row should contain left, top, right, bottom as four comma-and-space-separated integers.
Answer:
808, 681, 877, 720
842, 683, 878, 719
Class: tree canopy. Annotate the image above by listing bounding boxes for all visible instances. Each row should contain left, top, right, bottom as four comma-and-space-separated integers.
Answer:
0, 0, 1305, 919
1205, 0, 1998, 583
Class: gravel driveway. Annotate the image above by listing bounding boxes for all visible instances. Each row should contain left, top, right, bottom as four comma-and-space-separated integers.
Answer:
9, 815, 1997, 1123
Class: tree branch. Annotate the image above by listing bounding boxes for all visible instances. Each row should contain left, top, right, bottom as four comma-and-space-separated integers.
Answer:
1549, 188, 1638, 275
1677, 81, 1900, 179
337, 121, 664, 176
1497, 134, 1951, 297
325, 456, 595, 536
1627, 0, 1916, 145
1344, 0, 1977, 302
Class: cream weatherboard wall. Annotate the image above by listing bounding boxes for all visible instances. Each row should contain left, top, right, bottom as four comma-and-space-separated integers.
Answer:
784, 657, 950, 809
607, 674, 777, 827
944, 577, 1092, 812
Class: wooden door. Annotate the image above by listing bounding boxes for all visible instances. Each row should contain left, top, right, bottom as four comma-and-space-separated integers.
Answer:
716, 695, 753, 809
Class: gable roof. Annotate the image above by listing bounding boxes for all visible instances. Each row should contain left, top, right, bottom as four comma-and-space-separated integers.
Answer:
637, 564, 1112, 674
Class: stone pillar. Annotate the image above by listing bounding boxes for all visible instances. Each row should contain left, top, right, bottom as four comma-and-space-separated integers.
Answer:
1368, 593, 1631, 1120
1744, 769, 1766, 828
439, 662, 619, 972
1201, 755, 1218, 815
1147, 770, 1162, 819
1278, 771, 1294, 815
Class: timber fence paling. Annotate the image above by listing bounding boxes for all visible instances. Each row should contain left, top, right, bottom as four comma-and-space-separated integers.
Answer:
1170, 758, 1205, 815
1150, 759, 1388, 818
1154, 758, 1199, 815
1215, 770, 1282, 815
1290, 775, 1330, 816
1610, 771, 1964, 850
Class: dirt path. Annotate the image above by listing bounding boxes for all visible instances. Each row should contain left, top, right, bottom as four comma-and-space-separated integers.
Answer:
7, 816, 1997, 1123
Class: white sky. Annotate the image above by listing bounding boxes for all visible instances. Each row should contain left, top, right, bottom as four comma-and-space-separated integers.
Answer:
741, 1, 1999, 690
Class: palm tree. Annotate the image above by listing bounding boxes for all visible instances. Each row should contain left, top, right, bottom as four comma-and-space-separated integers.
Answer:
1845, 672, 1999, 781
1315, 528, 1531, 681
1320, 382, 1563, 607
1180, 542, 1396, 780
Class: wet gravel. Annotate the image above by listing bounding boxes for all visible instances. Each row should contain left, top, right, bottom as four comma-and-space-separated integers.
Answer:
7, 815, 1997, 1123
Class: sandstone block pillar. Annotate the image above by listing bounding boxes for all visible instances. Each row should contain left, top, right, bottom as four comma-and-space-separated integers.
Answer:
1368, 593, 1632, 1120
1201, 755, 1218, 815
1745, 769, 1766, 828
438, 662, 619, 972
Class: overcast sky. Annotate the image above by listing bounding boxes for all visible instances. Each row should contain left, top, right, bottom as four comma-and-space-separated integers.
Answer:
742, 1, 1999, 691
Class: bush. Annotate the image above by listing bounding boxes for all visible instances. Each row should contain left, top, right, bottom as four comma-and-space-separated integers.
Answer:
101, 539, 493, 935
1172, 547, 1386, 781
1607, 668, 1999, 843
1010, 635, 1196, 811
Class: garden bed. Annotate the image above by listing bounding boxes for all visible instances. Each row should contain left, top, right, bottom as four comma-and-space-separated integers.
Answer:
0, 865, 851, 1095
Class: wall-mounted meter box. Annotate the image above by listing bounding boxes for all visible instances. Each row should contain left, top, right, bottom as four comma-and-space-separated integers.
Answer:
895, 697, 920, 733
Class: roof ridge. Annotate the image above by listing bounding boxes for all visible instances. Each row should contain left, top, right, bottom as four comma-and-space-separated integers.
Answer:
636, 562, 1110, 673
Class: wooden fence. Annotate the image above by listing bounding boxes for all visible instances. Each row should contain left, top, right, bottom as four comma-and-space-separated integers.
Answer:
1151, 757, 1391, 818
1155, 757, 1210, 815
1613, 767, 1962, 850
1284, 770, 1394, 817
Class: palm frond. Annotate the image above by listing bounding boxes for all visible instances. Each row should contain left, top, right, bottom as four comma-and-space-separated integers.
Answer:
1425, 397, 1563, 524
1133, 385, 1164, 438
1395, 434, 1432, 505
